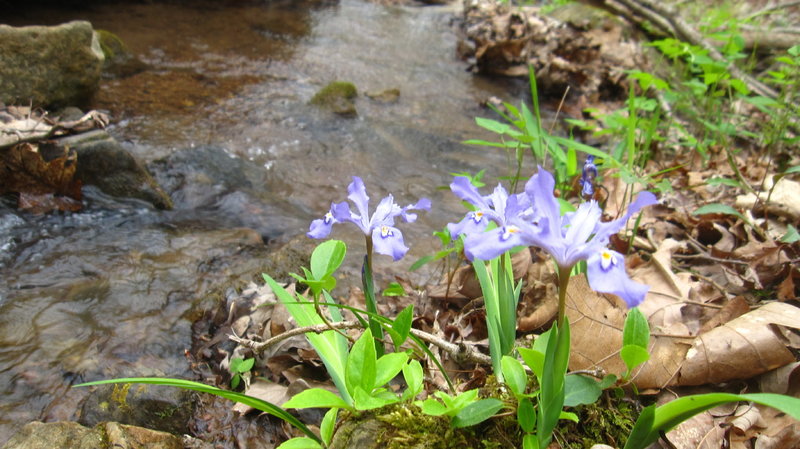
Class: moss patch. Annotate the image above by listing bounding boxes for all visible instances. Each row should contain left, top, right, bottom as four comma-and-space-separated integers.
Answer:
310, 81, 358, 116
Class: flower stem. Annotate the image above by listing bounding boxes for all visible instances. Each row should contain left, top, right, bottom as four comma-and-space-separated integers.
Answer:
362, 236, 384, 356
557, 265, 572, 329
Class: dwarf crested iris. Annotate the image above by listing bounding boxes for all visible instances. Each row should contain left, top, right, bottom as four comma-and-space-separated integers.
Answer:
449, 167, 657, 309
308, 176, 431, 261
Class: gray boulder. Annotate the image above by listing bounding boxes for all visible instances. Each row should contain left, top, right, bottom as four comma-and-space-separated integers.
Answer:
0, 21, 104, 108
54, 130, 173, 210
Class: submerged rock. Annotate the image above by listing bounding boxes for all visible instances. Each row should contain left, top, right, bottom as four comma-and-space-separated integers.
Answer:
95, 29, 149, 79
310, 81, 358, 116
55, 130, 173, 210
1, 421, 182, 449
0, 21, 104, 108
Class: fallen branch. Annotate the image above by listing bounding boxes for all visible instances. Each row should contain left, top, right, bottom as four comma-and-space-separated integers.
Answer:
229, 320, 493, 366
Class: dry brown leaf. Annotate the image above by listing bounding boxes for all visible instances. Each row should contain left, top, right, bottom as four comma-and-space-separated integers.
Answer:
758, 362, 800, 396
699, 296, 750, 334
677, 302, 800, 386
0, 141, 82, 211
566, 275, 693, 389
730, 403, 765, 435
232, 378, 290, 415
752, 409, 800, 449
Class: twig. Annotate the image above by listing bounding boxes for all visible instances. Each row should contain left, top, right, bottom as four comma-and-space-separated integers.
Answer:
744, 0, 800, 20
229, 321, 493, 366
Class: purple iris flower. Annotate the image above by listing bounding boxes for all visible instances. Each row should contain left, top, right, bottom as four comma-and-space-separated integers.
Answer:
449, 167, 657, 307
308, 176, 431, 261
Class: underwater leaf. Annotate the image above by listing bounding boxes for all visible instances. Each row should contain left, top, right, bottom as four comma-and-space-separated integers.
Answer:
1, 142, 83, 212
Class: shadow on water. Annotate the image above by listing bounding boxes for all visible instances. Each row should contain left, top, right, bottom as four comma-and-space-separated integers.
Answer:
0, 0, 540, 445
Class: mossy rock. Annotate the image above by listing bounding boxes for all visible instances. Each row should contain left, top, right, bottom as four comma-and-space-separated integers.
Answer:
310, 81, 358, 117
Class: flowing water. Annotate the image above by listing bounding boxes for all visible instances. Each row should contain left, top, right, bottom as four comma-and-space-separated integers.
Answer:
0, 0, 534, 444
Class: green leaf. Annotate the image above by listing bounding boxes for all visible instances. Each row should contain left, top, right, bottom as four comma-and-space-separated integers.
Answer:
501, 356, 528, 397
624, 393, 800, 449
238, 357, 255, 373
780, 224, 800, 243
621, 345, 651, 375
517, 397, 536, 433
452, 398, 504, 428
692, 203, 746, 222
523, 434, 539, 449
519, 347, 545, 381
401, 360, 424, 401
706, 177, 743, 188
382, 281, 406, 297
420, 398, 448, 416
320, 408, 338, 445
388, 305, 413, 350
74, 377, 320, 443
353, 386, 399, 411
563, 374, 602, 407
409, 254, 435, 272
622, 307, 650, 348
374, 352, 409, 389
276, 437, 322, 449
283, 388, 351, 411
475, 117, 512, 135
346, 328, 377, 395
310, 240, 346, 281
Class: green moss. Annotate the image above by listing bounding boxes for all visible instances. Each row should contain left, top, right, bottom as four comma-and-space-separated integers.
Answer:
310, 81, 358, 116
559, 393, 639, 448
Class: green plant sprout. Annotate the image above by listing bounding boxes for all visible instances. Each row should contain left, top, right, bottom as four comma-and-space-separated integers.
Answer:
228, 357, 255, 390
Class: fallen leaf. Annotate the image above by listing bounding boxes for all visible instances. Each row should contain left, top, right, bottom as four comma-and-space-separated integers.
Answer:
232, 378, 290, 415
758, 362, 800, 396
566, 274, 693, 389
677, 302, 800, 386
0, 141, 82, 211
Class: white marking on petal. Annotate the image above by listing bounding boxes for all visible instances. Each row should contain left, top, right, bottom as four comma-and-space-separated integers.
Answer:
380, 226, 393, 238
501, 225, 519, 241
600, 250, 616, 270
324, 212, 334, 224
471, 211, 484, 224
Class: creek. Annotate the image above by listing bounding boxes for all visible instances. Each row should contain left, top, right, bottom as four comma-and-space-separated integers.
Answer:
0, 0, 534, 445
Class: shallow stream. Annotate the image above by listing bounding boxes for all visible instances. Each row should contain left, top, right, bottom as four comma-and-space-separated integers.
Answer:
0, 0, 535, 444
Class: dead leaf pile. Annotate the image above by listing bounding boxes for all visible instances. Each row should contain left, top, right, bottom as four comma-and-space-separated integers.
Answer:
458, 0, 644, 105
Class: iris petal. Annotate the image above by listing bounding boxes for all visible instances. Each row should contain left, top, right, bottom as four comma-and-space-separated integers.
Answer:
587, 250, 650, 307
371, 225, 408, 261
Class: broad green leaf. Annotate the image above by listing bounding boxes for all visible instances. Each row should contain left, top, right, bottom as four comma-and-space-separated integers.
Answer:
519, 348, 545, 381
780, 224, 800, 243
74, 377, 320, 443
401, 360, 424, 400
621, 345, 651, 375
374, 352, 409, 389
238, 357, 255, 373
353, 386, 399, 411
692, 203, 746, 222
388, 305, 413, 350
283, 388, 351, 411
276, 437, 322, 449
320, 408, 338, 445
382, 282, 406, 297
563, 374, 602, 407
517, 397, 536, 433
523, 434, 539, 449
452, 398, 504, 428
419, 398, 448, 416
310, 240, 346, 281
622, 307, 650, 348
346, 328, 377, 394
501, 356, 528, 397
624, 393, 800, 449
559, 411, 579, 423
475, 117, 512, 135
264, 274, 350, 404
